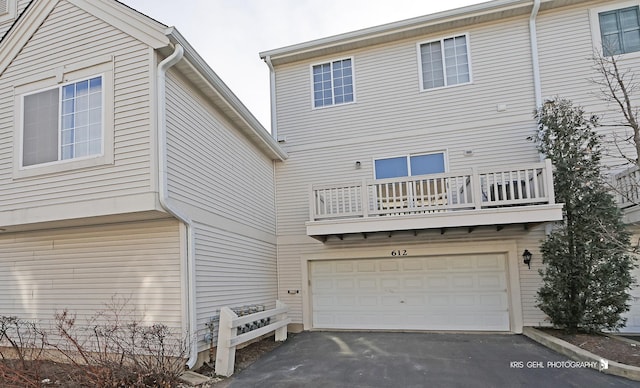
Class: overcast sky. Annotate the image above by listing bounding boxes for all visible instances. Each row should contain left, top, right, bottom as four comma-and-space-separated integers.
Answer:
119, 0, 489, 132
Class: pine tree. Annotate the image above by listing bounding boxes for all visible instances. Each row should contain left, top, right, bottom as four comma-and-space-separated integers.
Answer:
532, 98, 636, 333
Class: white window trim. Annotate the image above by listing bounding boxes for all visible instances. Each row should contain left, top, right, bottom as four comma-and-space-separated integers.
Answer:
590, 1, 640, 59
372, 150, 449, 180
13, 57, 114, 179
309, 56, 357, 110
417, 33, 473, 92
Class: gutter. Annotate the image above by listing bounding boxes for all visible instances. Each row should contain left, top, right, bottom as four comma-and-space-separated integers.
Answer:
156, 43, 199, 369
264, 55, 278, 140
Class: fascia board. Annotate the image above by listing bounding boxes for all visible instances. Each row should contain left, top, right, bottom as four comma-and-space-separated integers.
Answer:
68, 0, 169, 49
167, 28, 288, 161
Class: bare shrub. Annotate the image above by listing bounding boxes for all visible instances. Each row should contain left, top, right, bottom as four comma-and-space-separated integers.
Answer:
0, 296, 187, 387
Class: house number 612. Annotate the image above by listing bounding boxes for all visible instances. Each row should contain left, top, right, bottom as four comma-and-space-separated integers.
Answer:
391, 250, 408, 256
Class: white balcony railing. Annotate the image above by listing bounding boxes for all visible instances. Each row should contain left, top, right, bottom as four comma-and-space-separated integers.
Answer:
310, 159, 555, 221
614, 165, 640, 209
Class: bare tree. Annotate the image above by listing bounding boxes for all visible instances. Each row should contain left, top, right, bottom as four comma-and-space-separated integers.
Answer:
591, 51, 640, 166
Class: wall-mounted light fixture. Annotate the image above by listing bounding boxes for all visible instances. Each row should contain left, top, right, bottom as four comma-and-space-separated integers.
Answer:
522, 249, 532, 269
355, 161, 361, 169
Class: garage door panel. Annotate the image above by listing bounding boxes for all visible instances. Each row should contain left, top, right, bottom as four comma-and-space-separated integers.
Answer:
311, 254, 510, 331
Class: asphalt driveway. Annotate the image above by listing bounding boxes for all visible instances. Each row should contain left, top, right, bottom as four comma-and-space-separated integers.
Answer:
227, 331, 638, 387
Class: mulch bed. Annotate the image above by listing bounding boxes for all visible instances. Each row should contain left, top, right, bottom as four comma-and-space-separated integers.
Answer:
540, 328, 640, 367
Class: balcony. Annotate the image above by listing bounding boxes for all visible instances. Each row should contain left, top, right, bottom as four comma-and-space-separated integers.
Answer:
613, 165, 640, 224
306, 159, 563, 238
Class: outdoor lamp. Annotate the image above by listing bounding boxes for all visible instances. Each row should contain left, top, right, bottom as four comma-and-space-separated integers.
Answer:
522, 249, 532, 269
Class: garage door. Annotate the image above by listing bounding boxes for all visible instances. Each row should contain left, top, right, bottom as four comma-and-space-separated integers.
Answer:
311, 254, 510, 331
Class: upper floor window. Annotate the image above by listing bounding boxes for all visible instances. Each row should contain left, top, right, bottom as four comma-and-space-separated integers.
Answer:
419, 34, 470, 90
312, 58, 354, 108
374, 152, 446, 179
599, 6, 640, 55
22, 76, 103, 167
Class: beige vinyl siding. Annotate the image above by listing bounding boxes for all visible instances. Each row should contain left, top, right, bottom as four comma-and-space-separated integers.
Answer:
0, 0, 29, 39
275, 16, 536, 148
272, 13, 555, 326
0, 219, 182, 329
194, 222, 278, 333
537, 0, 640, 165
0, 1, 154, 214
165, 71, 276, 235
164, 70, 278, 343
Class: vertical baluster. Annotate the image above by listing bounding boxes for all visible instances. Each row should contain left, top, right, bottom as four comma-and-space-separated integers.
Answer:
533, 168, 540, 198
516, 170, 523, 199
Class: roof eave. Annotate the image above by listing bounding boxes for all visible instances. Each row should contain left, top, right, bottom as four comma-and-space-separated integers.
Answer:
259, 0, 589, 65
166, 28, 287, 161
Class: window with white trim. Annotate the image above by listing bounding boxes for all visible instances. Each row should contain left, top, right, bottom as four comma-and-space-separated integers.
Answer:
598, 6, 640, 55
419, 35, 470, 90
22, 76, 103, 167
312, 58, 354, 108
374, 152, 446, 179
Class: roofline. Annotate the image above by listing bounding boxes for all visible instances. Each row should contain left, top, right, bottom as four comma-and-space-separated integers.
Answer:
167, 28, 288, 161
259, 0, 589, 64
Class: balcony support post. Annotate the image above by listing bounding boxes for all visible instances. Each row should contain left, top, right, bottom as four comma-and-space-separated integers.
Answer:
309, 183, 316, 221
361, 179, 369, 218
544, 159, 555, 204
471, 168, 483, 210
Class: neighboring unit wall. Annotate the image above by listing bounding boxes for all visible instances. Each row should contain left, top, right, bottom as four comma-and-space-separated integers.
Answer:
273, 13, 551, 326
0, 0, 29, 39
164, 70, 278, 346
0, 219, 183, 330
0, 0, 157, 228
537, 0, 640, 166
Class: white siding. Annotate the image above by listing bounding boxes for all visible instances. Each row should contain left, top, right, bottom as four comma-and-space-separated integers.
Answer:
164, 70, 278, 342
0, 1, 154, 219
0, 219, 182, 329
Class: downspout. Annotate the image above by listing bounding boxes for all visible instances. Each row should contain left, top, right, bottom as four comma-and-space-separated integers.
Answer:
530, 0, 542, 110
156, 44, 199, 369
264, 55, 278, 139
529, 0, 544, 163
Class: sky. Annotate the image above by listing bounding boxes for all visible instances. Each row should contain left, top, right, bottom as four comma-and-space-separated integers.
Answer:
119, 0, 490, 132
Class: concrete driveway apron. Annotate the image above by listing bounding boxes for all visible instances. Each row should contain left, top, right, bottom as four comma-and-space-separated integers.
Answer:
227, 331, 638, 388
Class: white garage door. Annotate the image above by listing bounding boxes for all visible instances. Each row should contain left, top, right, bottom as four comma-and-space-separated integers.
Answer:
621, 265, 640, 333
311, 254, 510, 331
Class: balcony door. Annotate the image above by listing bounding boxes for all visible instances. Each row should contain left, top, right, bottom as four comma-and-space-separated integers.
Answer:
373, 152, 447, 212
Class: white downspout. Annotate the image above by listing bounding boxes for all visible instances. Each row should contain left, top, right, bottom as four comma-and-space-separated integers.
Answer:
156, 44, 199, 369
264, 55, 278, 139
530, 0, 542, 110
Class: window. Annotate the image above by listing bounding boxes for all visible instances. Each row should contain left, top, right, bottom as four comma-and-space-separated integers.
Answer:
374, 153, 446, 179
599, 6, 640, 55
312, 58, 354, 108
419, 35, 470, 90
22, 76, 103, 167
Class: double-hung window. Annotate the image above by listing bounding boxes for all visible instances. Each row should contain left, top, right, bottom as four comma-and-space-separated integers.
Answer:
374, 152, 446, 179
312, 58, 354, 108
22, 76, 103, 167
598, 6, 640, 55
419, 34, 470, 90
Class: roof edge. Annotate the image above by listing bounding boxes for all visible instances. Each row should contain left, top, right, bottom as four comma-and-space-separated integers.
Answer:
167, 28, 287, 161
